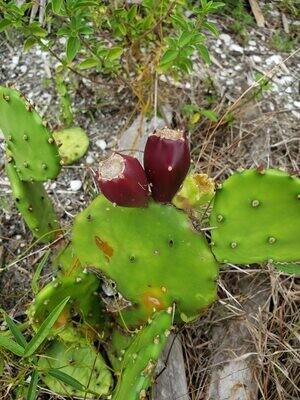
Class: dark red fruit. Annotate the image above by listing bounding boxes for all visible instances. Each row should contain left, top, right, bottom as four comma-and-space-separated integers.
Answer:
95, 152, 149, 207
144, 128, 190, 203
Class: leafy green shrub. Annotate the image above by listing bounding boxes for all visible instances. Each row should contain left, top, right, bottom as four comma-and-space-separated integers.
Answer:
0, 0, 224, 115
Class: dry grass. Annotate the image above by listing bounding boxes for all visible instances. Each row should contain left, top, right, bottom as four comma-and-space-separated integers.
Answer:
182, 268, 300, 400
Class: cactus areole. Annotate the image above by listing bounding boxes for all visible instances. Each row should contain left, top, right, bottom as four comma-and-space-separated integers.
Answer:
144, 128, 190, 203
95, 152, 149, 207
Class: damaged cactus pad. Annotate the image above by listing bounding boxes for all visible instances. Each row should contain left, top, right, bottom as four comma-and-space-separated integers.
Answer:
72, 195, 218, 326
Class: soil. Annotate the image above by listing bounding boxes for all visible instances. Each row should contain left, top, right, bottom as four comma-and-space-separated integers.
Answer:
0, 2, 299, 399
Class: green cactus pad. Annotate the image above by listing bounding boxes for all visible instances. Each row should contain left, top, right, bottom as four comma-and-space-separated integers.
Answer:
28, 267, 106, 340
210, 169, 300, 264
52, 243, 84, 278
5, 162, 60, 243
111, 309, 172, 400
108, 329, 136, 372
53, 127, 89, 165
39, 337, 113, 397
72, 196, 218, 325
272, 262, 300, 275
0, 86, 61, 181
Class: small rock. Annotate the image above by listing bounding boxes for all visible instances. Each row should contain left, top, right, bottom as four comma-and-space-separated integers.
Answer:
294, 101, 300, 108
291, 110, 300, 119
50, 182, 57, 190
234, 64, 243, 71
278, 76, 293, 86
86, 155, 95, 164
59, 37, 67, 45
20, 65, 28, 74
12, 55, 20, 65
250, 55, 262, 64
229, 43, 244, 55
70, 180, 82, 191
215, 39, 222, 48
249, 40, 256, 46
219, 33, 232, 46
266, 55, 283, 67
96, 139, 107, 151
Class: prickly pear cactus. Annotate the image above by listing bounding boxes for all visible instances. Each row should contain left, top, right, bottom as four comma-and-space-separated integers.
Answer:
111, 309, 173, 400
52, 243, 82, 278
210, 169, 300, 264
5, 162, 60, 243
72, 195, 218, 326
0, 86, 61, 181
272, 261, 300, 275
53, 127, 89, 165
28, 263, 107, 340
38, 337, 113, 397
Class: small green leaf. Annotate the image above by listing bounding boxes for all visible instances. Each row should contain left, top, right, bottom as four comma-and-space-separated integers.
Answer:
209, 2, 225, 10
117, 23, 127, 36
31, 250, 51, 295
47, 369, 85, 390
178, 31, 194, 47
156, 61, 174, 73
182, 104, 200, 115
176, 58, 193, 74
0, 337, 25, 356
23, 37, 37, 51
78, 58, 98, 69
66, 36, 81, 62
202, 21, 219, 37
0, 19, 12, 33
5, 315, 27, 348
52, 0, 63, 14
159, 49, 178, 65
127, 4, 137, 21
201, 109, 218, 122
197, 44, 211, 64
57, 26, 70, 36
200, 0, 208, 9
170, 14, 189, 30
29, 24, 47, 37
191, 112, 201, 124
27, 370, 39, 400
107, 46, 123, 61
73, 0, 98, 8
78, 26, 93, 35
23, 297, 70, 357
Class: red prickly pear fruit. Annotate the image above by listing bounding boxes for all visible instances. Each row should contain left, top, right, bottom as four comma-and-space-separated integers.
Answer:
95, 152, 149, 207
144, 128, 190, 203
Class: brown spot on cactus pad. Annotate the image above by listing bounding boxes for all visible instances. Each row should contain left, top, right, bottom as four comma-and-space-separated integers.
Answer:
95, 235, 114, 261
142, 290, 166, 313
